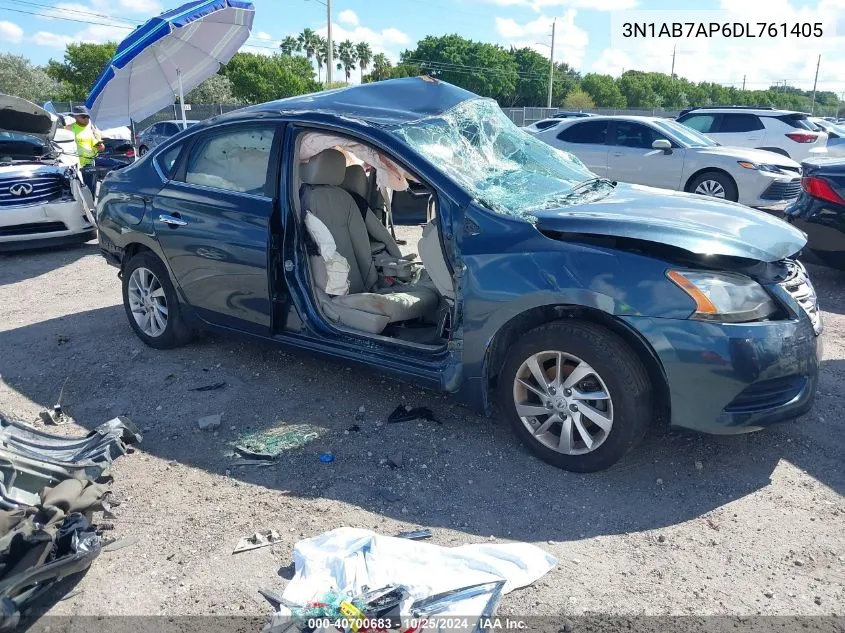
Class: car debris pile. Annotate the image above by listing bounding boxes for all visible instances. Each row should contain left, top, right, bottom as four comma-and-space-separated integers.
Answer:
262, 527, 556, 633
0, 414, 141, 627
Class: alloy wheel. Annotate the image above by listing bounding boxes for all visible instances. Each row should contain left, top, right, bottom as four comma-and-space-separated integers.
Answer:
512, 351, 614, 455
694, 179, 726, 198
127, 267, 168, 337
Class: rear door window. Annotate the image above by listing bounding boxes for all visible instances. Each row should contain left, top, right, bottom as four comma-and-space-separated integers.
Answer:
718, 114, 764, 133
534, 120, 559, 130
678, 114, 717, 133
557, 120, 609, 144
183, 124, 276, 195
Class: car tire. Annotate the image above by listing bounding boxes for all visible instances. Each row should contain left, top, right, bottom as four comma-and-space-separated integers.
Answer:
497, 321, 652, 472
138, 145, 148, 156
121, 251, 193, 349
688, 171, 738, 202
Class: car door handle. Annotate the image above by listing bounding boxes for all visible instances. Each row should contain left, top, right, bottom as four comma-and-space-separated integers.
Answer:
158, 214, 187, 226
612, 152, 623, 157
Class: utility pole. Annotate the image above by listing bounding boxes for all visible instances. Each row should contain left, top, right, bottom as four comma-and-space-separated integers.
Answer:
670, 45, 676, 79
810, 54, 821, 114
547, 18, 556, 108
326, 0, 333, 84
742, 75, 746, 91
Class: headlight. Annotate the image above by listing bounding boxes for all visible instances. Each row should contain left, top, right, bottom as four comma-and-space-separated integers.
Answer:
667, 270, 777, 322
737, 161, 783, 174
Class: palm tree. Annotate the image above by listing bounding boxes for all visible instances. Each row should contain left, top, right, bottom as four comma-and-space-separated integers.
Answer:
314, 35, 326, 82
355, 41, 372, 83
279, 35, 299, 56
337, 39, 357, 83
371, 53, 392, 82
298, 28, 318, 69
318, 39, 339, 83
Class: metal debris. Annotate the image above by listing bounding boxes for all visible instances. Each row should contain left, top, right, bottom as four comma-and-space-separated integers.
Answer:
102, 535, 140, 552
233, 529, 282, 554
396, 528, 433, 540
189, 382, 227, 392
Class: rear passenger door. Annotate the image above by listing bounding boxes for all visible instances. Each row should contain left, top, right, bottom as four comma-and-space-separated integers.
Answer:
151, 122, 281, 334
714, 113, 765, 148
548, 120, 610, 176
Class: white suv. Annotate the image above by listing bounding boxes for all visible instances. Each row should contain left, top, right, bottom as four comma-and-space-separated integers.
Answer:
677, 107, 828, 162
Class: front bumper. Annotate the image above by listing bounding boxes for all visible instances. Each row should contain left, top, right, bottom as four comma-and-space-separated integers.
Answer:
738, 170, 801, 207
623, 310, 821, 435
0, 199, 96, 251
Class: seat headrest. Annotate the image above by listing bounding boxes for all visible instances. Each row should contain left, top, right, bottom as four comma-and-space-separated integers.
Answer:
301, 149, 346, 186
342, 165, 368, 199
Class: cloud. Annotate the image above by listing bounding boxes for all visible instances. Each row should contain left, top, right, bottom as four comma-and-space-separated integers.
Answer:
316, 22, 410, 65
255, 31, 272, 41
484, 0, 637, 12
496, 10, 589, 69
32, 30, 75, 48
338, 10, 359, 27
32, 22, 131, 48
89, 0, 162, 14
0, 20, 24, 44
594, 0, 845, 91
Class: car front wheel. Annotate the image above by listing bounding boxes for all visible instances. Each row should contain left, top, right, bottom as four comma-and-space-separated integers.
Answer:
688, 171, 738, 202
497, 321, 652, 472
121, 251, 192, 349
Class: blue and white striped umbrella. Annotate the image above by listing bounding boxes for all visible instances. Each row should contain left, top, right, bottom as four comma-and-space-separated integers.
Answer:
86, 0, 255, 129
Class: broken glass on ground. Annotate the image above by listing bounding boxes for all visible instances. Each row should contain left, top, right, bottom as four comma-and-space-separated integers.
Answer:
393, 98, 611, 219
234, 423, 325, 460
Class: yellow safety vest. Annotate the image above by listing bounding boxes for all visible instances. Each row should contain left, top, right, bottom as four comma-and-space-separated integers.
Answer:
71, 122, 101, 167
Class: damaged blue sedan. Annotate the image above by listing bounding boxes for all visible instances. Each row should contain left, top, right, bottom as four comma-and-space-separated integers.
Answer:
96, 77, 822, 472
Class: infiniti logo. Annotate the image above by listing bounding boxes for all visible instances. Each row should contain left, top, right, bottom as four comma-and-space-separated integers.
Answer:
9, 183, 33, 197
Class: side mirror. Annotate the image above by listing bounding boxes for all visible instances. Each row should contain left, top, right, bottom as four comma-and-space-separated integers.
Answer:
652, 139, 672, 153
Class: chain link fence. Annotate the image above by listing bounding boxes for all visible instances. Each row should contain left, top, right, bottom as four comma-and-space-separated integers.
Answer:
501, 107, 682, 126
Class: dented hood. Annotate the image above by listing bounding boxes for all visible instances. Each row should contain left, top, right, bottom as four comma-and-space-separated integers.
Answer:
533, 183, 807, 262
0, 94, 58, 140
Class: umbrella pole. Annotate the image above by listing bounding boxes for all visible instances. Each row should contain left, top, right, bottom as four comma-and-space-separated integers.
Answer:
177, 68, 188, 130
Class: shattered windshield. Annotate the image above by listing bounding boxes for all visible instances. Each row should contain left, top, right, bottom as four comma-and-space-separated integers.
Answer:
393, 98, 608, 219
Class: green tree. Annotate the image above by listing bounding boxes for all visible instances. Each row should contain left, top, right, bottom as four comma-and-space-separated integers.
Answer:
45, 42, 117, 101
314, 35, 326, 82
399, 34, 517, 102
222, 52, 318, 103
563, 88, 594, 110
186, 73, 235, 103
506, 47, 548, 107
366, 53, 392, 82
337, 40, 358, 82
551, 62, 581, 106
580, 73, 625, 108
297, 28, 319, 69
617, 71, 661, 108
0, 53, 63, 103
355, 41, 372, 83
279, 36, 299, 56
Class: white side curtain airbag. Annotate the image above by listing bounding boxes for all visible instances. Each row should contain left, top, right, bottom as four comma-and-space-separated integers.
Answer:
304, 211, 350, 296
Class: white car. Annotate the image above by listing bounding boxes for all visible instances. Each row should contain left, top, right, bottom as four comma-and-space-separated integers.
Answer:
809, 117, 845, 157
534, 115, 802, 207
676, 107, 828, 162
0, 95, 95, 251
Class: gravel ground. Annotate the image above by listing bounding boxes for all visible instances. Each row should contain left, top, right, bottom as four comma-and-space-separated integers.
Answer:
0, 228, 842, 623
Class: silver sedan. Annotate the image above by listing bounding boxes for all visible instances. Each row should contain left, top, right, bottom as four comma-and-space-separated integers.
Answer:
528, 115, 802, 207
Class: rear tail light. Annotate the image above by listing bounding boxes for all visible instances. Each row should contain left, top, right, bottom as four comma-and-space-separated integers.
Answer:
801, 176, 845, 204
785, 132, 818, 143
125, 148, 135, 157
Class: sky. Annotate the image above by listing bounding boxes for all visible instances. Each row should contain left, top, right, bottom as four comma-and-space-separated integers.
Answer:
1, 0, 845, 94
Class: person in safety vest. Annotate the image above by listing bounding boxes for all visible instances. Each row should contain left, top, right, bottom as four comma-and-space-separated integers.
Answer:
66, 105, 104, 196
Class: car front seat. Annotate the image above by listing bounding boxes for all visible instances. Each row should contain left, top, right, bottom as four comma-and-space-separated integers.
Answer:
342, 164, 403, 258
301, 149, 438, 335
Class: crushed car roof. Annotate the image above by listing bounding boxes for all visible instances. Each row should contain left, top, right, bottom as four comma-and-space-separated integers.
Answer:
233, 77, 479, 126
